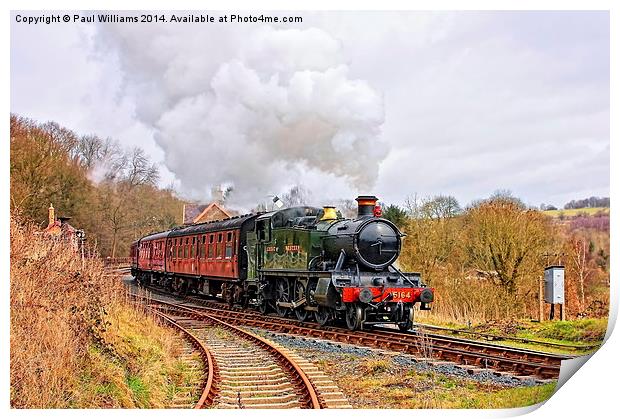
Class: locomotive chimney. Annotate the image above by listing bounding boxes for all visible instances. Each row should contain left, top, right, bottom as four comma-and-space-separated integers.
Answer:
355, 195, 378, 218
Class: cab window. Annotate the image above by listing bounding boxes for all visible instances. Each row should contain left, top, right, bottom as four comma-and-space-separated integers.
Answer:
257, 220, 270, 242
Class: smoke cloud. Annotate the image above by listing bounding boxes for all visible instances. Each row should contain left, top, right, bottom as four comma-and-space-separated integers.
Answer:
95, 20, 387, 207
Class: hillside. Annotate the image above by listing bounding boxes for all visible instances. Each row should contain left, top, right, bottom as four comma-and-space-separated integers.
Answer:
543, 207, 609, 218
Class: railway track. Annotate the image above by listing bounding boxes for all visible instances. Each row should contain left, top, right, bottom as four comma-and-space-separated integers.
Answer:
404, 323, 600, 352
145, 296, 352, 408
173, 295, 568, 380
122, 275, 567, 381
152, 310, 216, 408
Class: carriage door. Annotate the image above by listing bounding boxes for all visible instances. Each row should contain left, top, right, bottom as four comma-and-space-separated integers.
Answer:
166, 239, 172, 271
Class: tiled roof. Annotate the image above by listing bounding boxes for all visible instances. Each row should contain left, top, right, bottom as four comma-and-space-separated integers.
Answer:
183, 204, 209, 224
183, 202, 236, 224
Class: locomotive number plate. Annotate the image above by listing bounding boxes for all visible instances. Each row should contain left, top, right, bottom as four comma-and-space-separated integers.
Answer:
393, 291, 412, 299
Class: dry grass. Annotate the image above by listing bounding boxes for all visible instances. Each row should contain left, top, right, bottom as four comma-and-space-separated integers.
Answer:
315, 353, 556, 409
10, 214, 193, 408
416, 273, 533, 324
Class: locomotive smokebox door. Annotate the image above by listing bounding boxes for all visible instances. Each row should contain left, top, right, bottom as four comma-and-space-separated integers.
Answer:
544, 266, 565, 304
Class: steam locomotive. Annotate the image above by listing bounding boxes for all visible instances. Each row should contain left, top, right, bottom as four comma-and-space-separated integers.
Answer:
130, 195, 433, 330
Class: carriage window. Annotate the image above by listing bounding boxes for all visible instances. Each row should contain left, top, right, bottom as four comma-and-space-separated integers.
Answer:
208, 242, 214, 259
227, 232, 232, 242
218, 233, 223, 242
225, 243, 233, 259
209, 235, 214, 243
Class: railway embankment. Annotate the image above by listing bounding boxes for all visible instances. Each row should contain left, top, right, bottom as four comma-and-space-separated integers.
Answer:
10, 215, 197, 408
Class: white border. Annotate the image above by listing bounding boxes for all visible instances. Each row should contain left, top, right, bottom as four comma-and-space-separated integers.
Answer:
3, 1, 616, 419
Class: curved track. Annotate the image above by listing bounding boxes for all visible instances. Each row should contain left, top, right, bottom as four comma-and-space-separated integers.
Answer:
177, 295, 569, 380
153, 310, 216, 408
146, 297, 322, 409
123, 273, 568, 381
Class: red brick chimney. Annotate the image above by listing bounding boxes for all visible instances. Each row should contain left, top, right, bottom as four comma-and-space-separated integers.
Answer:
48, 203, 55, 227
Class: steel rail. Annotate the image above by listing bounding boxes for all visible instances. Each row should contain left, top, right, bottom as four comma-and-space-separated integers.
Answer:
128, 284, 567, 379
175, 298, 567, 379
403, 323, 600, 351
150, 308, 217, 408
142, 296, 322, 409
197, 305, 562, 379
183, 297, 572, 361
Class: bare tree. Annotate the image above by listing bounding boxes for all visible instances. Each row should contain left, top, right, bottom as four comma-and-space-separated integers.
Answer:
72, 135, 120, 171
421, 195, 462, 220
570, 237, 590, 312
281, 185, 309, 207
464, 201, 551, 293
335, 199, 357, 218
399, 194, 462, 284
98, 147, 159, 257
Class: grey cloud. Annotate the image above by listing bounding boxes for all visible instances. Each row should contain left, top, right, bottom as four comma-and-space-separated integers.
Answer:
10, 11, 609, 209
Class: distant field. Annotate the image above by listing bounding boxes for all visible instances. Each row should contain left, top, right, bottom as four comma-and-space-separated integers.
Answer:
543, 207, 609, 217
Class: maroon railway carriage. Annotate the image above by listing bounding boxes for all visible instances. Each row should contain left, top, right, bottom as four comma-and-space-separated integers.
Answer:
131, 214, 258, 296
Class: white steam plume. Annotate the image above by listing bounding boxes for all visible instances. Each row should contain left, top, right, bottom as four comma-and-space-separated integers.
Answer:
95, 21, 388, 207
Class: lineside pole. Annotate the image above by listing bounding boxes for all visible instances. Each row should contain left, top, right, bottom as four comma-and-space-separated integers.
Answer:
539, 277, 544, 322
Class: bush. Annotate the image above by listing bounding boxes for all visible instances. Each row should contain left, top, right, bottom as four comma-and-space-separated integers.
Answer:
10, 213, 188, 408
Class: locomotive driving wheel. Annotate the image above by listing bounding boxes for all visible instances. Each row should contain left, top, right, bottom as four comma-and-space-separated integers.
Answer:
398, 306, 414, 331
257, 294, 269, 314
275, 279, 290, 317
294, 281, 308, 322
315, 307, 331, 327
345, 303, 363, 331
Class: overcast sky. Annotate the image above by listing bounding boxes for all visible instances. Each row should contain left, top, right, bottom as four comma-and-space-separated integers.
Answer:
10, 11, 609, 210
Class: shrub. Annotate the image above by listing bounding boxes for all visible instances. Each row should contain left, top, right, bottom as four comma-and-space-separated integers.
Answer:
10, 213, 188, 408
